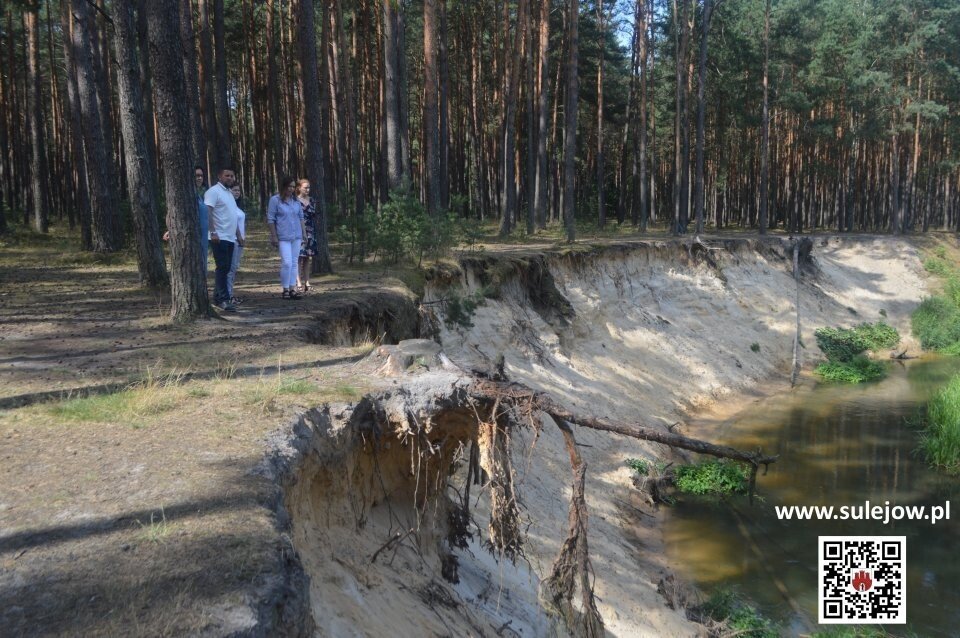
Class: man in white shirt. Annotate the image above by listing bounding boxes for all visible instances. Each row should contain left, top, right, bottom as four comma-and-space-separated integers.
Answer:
203, 168, 242, 311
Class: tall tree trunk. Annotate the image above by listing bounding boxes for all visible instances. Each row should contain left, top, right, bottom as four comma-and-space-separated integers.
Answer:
71, 0, 121, 252
672, 0, 683, 235
524, 1, 536, 233
179, 0, 206, 170
382, 0, 405, 191
213, 0, 231, 167
423, 0, 440, 216
438, 0, 450, 212
678, 0, 691, 233
198, 0, 219, 172
24, 2, 49, 233
299, 0, 333, 273
533, 0, 550, 230
563, 0, 579, 242
693, 0, 711, 235
266, 0, 283, 183
499, 0, 529, 236
61, 0, 91, 248
145, 0, 209, 321
595, 1, 605, 228
759, 0, 770, 235
135, 0, 159, 180
891, 130, 901, 235
638, 0, 650, 231
110, 0, 169, 287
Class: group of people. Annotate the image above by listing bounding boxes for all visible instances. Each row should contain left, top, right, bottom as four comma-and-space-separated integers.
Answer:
177, 166, 320, 312
266, 175, 320, 300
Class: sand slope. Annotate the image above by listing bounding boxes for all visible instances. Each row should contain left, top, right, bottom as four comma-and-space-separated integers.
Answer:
423, 237, 925, 637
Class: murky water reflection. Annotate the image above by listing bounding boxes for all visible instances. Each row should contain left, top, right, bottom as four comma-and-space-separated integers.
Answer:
665, 357, 960, 637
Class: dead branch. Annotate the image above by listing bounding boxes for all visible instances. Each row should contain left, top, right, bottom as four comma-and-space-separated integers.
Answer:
371, 528, 415, 564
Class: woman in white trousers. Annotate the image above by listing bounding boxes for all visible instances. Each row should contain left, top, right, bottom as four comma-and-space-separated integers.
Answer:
267, 175, 306, 299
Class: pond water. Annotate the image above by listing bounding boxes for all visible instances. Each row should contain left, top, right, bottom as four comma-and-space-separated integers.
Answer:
665, 357, 960, 637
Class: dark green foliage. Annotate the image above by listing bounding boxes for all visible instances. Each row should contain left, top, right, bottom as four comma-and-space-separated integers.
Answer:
700, 589, 778, 638
855, 322, 900, 350
815, 356, 885, 383
625, 458, 649, 474
673, 460, 748, 496
814, 322, 899, 362
443, 291, 485, 329
750, 342, 761, 352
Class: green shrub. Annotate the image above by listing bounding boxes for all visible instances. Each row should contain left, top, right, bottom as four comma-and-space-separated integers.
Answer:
944, 274, 960, 307
674, 460, 748, 496
815, 356, 885, 383
815, 326, 867, 361
701, 589, 778, 638
917, 374, 960, 474
911, 296, 960, 350
935, 246, 948, 259
853, 322, 900, 351
750, 342, 761, 353
815, 323, 899, 362
625, 458, 649, 474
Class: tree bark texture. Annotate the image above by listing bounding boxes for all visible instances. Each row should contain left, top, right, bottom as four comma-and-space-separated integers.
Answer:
110, 0, 169, 287
146, 0, 210, 321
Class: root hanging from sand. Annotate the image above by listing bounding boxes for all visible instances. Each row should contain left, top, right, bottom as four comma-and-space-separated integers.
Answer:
462, 377, 779, 636
349, 350, 781, 636
539, 420, 604, 638
475, 397, 524, 562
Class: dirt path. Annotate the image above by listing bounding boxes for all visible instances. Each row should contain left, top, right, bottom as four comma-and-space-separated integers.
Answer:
0, 222, 411, 636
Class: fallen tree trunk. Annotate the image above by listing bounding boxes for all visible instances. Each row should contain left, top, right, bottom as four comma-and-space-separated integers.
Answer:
468, 379, 779, 469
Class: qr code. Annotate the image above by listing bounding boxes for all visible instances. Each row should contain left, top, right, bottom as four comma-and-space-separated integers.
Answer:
819, 536, 906, 624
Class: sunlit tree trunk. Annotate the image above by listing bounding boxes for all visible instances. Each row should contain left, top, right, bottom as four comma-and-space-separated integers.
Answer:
24, 2, 49, 233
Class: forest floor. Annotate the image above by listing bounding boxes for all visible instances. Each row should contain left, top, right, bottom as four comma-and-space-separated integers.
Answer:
0, 219, 948, 636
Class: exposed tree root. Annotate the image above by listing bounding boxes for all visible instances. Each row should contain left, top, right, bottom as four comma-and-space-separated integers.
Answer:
539, 420, 604, 637
358, 346, 781, 635
464, 377, 778, 634
475, 397, 524, 562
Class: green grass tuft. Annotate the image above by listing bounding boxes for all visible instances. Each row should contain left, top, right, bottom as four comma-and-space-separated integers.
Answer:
277, 378, 315, 395
750, 342, 761, 353
674, 460, 749, 496
911, 296, 960, 351
916, 374, 960, 474
924, 256, 952, 276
